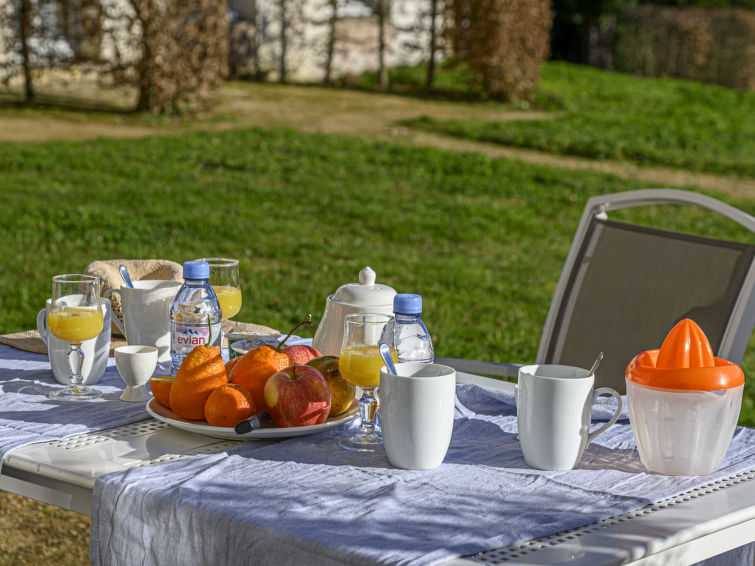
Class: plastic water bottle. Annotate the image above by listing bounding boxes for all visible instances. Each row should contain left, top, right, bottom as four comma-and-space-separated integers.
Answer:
170, 261, 222, 373
385, 293, 434, 363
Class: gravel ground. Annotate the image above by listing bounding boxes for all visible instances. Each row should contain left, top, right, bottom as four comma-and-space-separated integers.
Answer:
0, 491, 89, 565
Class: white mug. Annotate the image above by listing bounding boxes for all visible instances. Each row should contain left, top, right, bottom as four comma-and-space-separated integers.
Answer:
379, 362, 456, 470
104, 280, 181, 370
36, 297, 112, 385
517, 364, 623, 471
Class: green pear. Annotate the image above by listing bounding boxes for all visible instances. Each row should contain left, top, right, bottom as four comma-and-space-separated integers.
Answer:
306, 355, 357, 417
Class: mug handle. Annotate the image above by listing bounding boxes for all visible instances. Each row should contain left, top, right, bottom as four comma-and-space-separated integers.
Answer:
36, 309, 47, 341
103, 288, 126, 335
587, 387, 623, 444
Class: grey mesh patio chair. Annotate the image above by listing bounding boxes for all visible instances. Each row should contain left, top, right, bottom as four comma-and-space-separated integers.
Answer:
438, 189, 755, 393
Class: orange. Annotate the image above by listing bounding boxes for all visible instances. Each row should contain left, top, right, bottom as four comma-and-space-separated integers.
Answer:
204, 383, 256, 427
169, 345, 228, 420
150, 376, 175, 408
229, 344, 290, 411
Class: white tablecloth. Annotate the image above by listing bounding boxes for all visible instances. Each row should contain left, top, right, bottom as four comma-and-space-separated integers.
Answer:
90, 382, 755, 566
1, 345, 753, 566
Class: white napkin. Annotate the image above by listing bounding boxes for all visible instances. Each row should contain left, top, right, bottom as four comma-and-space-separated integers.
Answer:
0, 347, 152, 475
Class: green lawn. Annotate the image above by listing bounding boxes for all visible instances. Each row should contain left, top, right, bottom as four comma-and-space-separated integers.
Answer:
0, 126, 753, 424
392, 62, 755, 177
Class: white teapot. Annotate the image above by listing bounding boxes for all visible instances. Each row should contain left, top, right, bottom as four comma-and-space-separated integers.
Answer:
312, 266, 397, 356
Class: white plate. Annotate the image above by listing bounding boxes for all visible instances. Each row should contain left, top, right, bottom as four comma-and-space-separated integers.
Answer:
145, 398, 359, 440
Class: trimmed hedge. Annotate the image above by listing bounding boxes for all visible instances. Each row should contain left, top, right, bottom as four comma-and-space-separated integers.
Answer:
616, 5, 755, 90
448, 0, 552, 101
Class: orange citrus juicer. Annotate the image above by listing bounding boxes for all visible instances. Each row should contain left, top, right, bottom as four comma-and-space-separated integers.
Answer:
625, 318, 745, 476
626, 318, 743, 391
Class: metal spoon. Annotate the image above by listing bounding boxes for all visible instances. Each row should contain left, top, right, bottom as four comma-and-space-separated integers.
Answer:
588, 351, 605, 377
119, 264, 135, 288
379, 343, 397, 376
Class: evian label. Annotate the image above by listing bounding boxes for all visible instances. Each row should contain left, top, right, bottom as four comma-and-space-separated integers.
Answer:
172, 322, 222, 350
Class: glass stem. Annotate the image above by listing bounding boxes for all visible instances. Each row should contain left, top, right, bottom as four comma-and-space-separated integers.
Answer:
359, 388, 378, 435
67, 343, 85, 385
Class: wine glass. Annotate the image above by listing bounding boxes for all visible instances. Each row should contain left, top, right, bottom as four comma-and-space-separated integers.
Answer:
338, 313, 396, 452
47, 274, 104, 401
196, 258, 242, 320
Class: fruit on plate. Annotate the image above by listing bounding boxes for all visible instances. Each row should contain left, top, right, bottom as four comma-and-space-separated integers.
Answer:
229, 315, 316, 411
170, 345, 228, 420
149, 376, 175, 408
264, 365, 331, 427
277, 316, 320, 364
204, 383, 256, 427
306, 355, 356, 416
285, 344, 322, 365
229, 344, 290, 411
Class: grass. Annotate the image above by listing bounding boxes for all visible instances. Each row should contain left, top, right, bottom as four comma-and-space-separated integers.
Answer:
0, 126, 753, 425
383, 61, 755, 177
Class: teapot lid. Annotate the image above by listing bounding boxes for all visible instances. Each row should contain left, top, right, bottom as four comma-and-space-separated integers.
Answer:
625, 319, 744, 391
331, 266, 396, 307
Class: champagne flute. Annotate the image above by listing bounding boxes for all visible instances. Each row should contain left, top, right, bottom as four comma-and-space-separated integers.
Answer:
338, 313, 396, 452
47, 274, 104, 400
196, 258, 242, 320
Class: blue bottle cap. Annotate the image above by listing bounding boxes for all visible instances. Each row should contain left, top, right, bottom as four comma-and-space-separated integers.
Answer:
394, 293, 422, 315
183, 260, 210, 280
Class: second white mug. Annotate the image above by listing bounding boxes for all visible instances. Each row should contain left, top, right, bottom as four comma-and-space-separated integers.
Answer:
517, 364, 623, 471
380, 362, 457, 470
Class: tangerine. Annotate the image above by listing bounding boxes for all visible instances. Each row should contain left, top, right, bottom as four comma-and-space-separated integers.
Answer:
229, 344, 290, 411
150, 376, 175, 408
169, 345, 227, 420
204, 383, 256, 427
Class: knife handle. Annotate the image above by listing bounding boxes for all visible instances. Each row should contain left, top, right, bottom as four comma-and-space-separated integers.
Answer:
234, 412, 272, 434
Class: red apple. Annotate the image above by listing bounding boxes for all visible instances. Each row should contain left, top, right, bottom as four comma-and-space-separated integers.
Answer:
263, 365, 331, 427
284, 344, 322, 365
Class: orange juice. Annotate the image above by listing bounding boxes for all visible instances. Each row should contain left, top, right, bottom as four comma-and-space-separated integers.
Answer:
48, 307, 103, 343
213, 285, 242, 319
340, 344, 397, 389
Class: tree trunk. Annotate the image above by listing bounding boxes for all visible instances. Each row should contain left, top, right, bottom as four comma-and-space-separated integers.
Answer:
377, 0, 389, 89
425, 0, 438, 91
279, 0, 287, 83
324, 0, 337, 84
252, 4, 262, 80
19, 0, 35, 102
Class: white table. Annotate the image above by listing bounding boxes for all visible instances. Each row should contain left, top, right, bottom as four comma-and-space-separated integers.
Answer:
2, 368, 754, 565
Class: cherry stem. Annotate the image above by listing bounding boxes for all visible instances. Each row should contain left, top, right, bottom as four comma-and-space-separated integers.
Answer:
276, 314, 313, 351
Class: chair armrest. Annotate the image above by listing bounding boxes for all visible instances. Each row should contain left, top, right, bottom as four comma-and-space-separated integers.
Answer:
435, 358, 521, 378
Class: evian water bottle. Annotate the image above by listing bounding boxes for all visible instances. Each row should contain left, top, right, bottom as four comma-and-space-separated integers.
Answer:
170, 261, 222, 373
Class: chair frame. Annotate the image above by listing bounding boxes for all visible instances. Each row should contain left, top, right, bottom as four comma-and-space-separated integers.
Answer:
439, 189, 755, 379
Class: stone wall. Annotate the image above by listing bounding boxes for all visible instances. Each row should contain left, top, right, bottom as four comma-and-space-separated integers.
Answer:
228, 0, 430, 83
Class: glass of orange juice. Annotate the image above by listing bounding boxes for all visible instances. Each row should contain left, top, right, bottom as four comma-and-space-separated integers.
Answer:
339, 313, 396, 452
47, 274, 104, 401
196, 258, 242, 320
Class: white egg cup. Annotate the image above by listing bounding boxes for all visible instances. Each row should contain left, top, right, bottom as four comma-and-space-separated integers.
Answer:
115, 345, 158, 402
